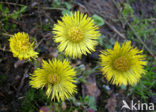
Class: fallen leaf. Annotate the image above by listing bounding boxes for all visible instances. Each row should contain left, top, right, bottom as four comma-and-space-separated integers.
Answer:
0, 91, 5, 97
73, 110, 78, 112
106, 94, 117, 112
49, 47, 58, 58
39, 106, 54, 112
82, 73, 100, 102
62, 102, 66, 111
87, 109, 95, 112
14, 60, 26, 68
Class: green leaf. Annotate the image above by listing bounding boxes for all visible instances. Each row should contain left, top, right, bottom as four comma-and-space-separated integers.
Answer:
20, 6, 27, 13
122, 3, 133, 18
98, 35, 105, 46
62, 9, 71, 15
52, 0, 61, 8
64, 2, 72, 10
11, 6, 27, 19
11, 12, 19, 19
0, 4, 2, 11
92, 14, 104, 26
2, 7, 9, 15
121, 84, 126, 90
87, 96, 97, 111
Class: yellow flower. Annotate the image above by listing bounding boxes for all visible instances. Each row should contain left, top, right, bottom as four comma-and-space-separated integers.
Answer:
53, 11, 101, 58
100, 41, 147, 86
9, 32, 38, 60
29, 59, 77, 101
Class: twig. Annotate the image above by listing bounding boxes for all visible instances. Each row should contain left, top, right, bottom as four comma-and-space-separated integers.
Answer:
2, 32, 13, 37
41, 6, 65, 11
78, 2, 126, 39
42, 10, 54, 24
127, 23, 156, 59
0, 47, 10, 52
0, 33, 12, 52
16, 64, 31, 96
37, 2, 43, 27
112, 0, 156, 60
34, 33, 52, 50
94, 11, 126, 39
0, 2, 25, 7
104, 20, 126, 39
148, 18, 156, 21
34, 37, 45, 50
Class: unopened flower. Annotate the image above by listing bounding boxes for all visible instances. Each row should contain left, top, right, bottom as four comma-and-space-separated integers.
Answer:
100, 41, 147, 86
29, 59, 77, 101
9, 32, 38, 60
53, 11, 101, 58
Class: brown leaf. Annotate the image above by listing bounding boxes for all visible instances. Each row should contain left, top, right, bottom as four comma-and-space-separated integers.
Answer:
48, 47, 58, 58
106, 94, 117, 112
87, 109, 95, 112
14, 60, 26, 68
62, 102, 66, 111
73, 110, 78, 112
40, 106, 54, 112
0, 91, 5, 97
82, 74, 100, 102
1, 105, 8, 111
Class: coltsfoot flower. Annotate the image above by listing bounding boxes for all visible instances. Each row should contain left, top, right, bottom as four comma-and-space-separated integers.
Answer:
9, 32, 38, 60
53, 11, 101, 58
100, 41, 147, 86
29, 59, 77, 101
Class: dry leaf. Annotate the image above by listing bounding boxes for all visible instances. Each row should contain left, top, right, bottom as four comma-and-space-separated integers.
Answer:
62, 102, 66, 111
14, 60, 26, 68
106, 94, 117, 112
82, 74, 100, 102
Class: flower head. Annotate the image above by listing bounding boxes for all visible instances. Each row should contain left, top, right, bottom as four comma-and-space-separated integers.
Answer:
53, 11, 101, 58
9, 32, 38, 60
29, 59, 77, 101
100, 41, 147, 86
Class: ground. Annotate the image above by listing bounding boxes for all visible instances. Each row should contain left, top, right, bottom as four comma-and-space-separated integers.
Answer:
0, 0, 156, 112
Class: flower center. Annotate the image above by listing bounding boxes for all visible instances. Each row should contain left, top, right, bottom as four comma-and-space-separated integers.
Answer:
18, 41, 30, 51
48, 74, 59, 84
113, 56, 129, 72
68, 27, 83, 42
